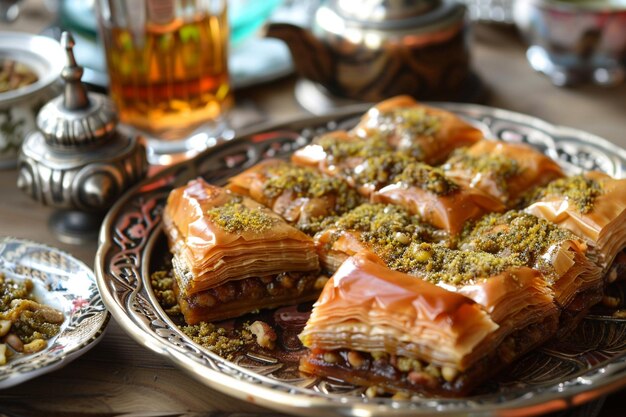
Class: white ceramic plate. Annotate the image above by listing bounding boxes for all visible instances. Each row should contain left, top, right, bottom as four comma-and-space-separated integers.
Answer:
0, 237, 109, 389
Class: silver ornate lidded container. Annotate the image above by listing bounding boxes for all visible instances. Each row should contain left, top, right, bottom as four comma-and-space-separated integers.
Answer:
17, 32, 147, 243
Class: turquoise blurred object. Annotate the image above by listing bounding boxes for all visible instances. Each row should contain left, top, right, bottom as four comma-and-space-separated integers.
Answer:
230, 0, 282, 45
60, 0, 282, 45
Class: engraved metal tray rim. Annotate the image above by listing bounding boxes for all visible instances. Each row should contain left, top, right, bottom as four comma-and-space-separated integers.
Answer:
96, 102, 626, 416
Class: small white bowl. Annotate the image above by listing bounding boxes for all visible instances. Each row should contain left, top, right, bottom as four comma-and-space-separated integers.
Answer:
0, 32, 64, 168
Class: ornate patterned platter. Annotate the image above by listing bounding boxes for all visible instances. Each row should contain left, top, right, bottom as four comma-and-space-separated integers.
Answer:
0, 237, 109, 389
96, 103, 626, 416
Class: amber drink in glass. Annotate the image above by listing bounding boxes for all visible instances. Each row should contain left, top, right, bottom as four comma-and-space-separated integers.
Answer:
97, 0, 232, 164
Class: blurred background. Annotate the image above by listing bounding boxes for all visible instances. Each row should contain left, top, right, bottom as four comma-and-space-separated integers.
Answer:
2, 0, 624, 147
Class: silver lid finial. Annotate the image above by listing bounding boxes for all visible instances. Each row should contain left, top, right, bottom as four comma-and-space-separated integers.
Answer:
61, 31, 90, 111
37, 31, 119, 147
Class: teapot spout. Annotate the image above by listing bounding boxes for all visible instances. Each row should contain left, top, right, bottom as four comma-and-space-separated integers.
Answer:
266, 23, 333, 87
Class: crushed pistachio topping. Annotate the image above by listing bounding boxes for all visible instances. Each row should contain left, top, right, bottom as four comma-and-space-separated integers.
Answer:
150, 269, 180, 316
526, 175, 603, 214
181, 321, 253, 360
445, 149, 520, 192
327, 203, 442, 262
378, 107, 442, 139
460, 211, 577, 277
392, 242, 517, 285
0, 274, 33, 310
10, 311, 61, 344
206, 197, 276, 234
150, 268, 253, 360
316, 133, 393, 163
263, 164, 362, 214
0, 273, 63, 346
352, 153, 413, 189
396, 162, 459, 195
351, 153, 458, 195
378, 107, 442, 158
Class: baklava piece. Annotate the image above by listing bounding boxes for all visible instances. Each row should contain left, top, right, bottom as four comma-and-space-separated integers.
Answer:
368, 160, 505, 234
163, 179, 320, 324
226, 159, 362, 234
525, 172, 626, 273
351, 96, 484, 165
392, 243, 559, 348
314, 203, 443, 273
443, 140, 564, 206
315, 212, 558, 359
299, 253, 556, 396
292, 130, 394, 178
293, 97, 482, 174
461, 211, 603, 331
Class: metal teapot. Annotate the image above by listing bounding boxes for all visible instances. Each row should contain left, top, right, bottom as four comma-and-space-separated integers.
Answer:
267, 0, 471, 103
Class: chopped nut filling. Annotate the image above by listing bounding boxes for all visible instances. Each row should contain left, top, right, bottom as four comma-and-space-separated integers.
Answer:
0, 59, 38, 93
0, 273, 64, 363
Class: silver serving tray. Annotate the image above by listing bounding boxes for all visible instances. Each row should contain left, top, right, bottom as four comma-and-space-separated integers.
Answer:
95, 103, 626, 416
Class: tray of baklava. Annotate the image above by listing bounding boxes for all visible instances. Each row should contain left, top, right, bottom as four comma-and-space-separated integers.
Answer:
96, 96, 626, 417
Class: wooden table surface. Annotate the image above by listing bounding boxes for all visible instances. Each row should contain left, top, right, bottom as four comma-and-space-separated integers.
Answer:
1, 2, 625, 416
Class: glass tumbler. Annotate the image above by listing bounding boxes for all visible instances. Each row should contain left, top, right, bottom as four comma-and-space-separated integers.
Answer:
96, 0, 232, 165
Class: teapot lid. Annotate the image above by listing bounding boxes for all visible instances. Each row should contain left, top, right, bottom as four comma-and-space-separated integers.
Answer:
329, 0, 462, 30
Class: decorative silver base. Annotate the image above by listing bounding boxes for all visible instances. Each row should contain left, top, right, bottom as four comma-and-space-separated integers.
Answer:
49, 210, 102, 245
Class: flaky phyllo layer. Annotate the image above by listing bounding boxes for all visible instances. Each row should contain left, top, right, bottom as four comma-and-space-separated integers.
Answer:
443, 140, 564, 206
460, 211, 603, 310
299, 253, 559, 396
525, 172, 626, 272
299, 253, 499, 370
163, 179, 319, 296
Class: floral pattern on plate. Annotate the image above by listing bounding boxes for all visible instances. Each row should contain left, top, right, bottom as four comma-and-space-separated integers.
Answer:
0, 237, 109, 389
